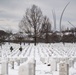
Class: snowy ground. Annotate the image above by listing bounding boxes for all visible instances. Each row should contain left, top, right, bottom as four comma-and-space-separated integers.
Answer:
0, 43, 76, 75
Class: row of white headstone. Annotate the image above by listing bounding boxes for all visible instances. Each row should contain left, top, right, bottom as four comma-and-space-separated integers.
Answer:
0, 57, 76, 75
0, 57, 28, 75
40, 57, 76, 75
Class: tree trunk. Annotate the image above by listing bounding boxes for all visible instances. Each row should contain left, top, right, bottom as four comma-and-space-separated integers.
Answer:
45, 25, 48, 43
34, 25, 36, 46
34, 35, 36, 46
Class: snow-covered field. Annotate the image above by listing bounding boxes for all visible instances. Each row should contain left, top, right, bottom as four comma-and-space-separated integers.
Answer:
0, 43, 76, 75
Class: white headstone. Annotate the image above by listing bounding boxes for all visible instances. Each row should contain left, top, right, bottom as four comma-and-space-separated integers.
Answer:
69, 58, 74, 67
45, 57, 49, 65
20, 58, 27, 63
11, 61, 14, 69
1, 60, 8, 75
18, 59, 36, 75
40, 57, 45, 64
50, 58, 57, 72
59, 58, 69, 64
17, 59, 20, 66
0, 50, 1, 57
20, 58, 23, 63
28, 59, 36, 75
59, 62, 69, 75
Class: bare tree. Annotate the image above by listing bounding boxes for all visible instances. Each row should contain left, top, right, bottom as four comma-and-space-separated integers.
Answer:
19, 5, 44, 45
19, 5, 52, 45
40, 16, 51, 42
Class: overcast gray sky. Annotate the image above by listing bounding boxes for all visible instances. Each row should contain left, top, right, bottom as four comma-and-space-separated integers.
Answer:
0, 0, 76, 33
